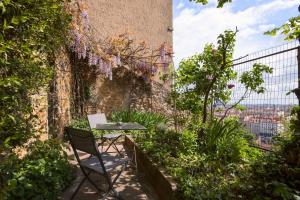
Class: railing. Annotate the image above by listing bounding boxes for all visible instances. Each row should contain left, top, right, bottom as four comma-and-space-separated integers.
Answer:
230, 40, 299, 149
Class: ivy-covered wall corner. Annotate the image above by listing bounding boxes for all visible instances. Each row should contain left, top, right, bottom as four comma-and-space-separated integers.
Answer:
48, 48, 73, 138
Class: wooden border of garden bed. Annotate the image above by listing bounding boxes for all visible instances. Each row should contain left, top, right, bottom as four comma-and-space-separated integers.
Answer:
123, 135, 177, 200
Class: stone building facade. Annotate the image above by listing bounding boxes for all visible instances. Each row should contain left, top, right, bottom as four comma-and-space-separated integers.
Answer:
44, 0, 173, 136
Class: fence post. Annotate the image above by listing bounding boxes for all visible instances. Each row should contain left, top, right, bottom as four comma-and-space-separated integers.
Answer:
298, 43, 300, 106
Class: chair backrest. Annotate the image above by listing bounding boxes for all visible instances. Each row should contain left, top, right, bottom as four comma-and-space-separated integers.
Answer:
65, 127, 109, 178
87, 113, 107, 129
65, 127, 99, 156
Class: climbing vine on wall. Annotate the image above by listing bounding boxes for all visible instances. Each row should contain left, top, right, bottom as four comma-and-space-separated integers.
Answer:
61, 0, 174, 118
0, 0, 71, 148
66, 0, 173, 81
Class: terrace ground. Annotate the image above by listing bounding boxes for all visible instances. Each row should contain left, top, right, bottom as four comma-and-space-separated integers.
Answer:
61, 144, 158, 200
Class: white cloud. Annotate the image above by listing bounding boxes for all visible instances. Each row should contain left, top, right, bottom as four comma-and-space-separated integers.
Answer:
176, 2, 185, 9
173, 0, 298, 67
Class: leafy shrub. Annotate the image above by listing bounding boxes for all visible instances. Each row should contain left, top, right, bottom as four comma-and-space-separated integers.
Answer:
0, 139, 74, 200
234, 107, 300, 199
0, 0, 71, 148
111, 110, 168, 130
202, 117, 260, 163
235, 151, 300, 199
70, 117, 108, 137
135, 117, 265, 199
69, 117, 90, 130
137, 128, 180, 164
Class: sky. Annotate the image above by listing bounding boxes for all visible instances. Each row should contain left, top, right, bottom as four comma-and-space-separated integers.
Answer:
173, 0, 299, 67
172, 0, 299, 105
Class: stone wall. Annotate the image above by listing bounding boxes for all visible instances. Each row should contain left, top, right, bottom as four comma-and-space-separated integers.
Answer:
87, 0, 173, 83
35, 0, 173, 136
88, 0, 172, 49
48, 48, 73, 137
30, 89, 48, 140
86, 67, 173, 118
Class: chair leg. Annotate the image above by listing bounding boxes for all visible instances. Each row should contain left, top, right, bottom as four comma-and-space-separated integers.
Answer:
111, 163, 126, 186
112, 188, 125, 200
70, 174, 88, 200
112, 142, 123, 156
97, 139, 107, 153
104, 135, 123, 154
81, 169, 104, 193
99, 163, 127, 200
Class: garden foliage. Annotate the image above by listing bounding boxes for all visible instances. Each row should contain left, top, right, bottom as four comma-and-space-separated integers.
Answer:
0, 139, 74, 200
111, 110, 168, 130
175, 29, 272, 140
123, 29, 299, 199
189, 0, 232, 8
128, 111, 300, 199
0, 0, 71, 148
0, 1, 73, 199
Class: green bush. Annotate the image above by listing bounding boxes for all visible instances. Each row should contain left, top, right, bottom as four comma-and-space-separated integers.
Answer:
202, 117, 260, 163
0, 0, 71, 148
135, 116, 265, 199
137, 128, 181, 164
69, 117, 108, 137
69, 117, 90, 130
111, 110, 168, 130
0, 139, 74, 200
234, 107, 300, 199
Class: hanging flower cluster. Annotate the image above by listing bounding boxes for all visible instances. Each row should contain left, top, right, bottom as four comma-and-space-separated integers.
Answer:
66, 0, 173, 81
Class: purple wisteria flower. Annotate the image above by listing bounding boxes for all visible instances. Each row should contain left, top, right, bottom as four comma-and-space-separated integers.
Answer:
140, 60, 146, 69
78, 53, 82, 59
81, 44, 87, 59
74, 32, 81, 49
92, 55, 98, 65
88, 53, 93, 66
207, 75, 214, 81
151, 65, 157, 75
107, 62, 112, 80
98, 58, 103, 72
142, 75, 148, 82
80, 9, 89, 31
160, 46, 166, 63
102, 62, 108, 75
116, 53, 121, 66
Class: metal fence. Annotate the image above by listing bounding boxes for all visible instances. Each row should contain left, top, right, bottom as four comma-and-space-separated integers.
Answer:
230, 40, 299, 149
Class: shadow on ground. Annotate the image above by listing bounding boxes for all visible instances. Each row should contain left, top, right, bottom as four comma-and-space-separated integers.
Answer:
61, 145, 157, 200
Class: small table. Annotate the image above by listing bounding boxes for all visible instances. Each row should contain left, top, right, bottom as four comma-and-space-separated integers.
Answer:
95, 122, 147, 131
95, 122, 146, 171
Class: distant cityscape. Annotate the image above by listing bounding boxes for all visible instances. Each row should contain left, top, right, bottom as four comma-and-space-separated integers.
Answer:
216, 104, 296, 149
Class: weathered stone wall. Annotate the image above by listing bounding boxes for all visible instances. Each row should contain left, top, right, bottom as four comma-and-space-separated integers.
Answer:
88, 0, 173, 83
88, 0, 172, 49
31, 89, 48, 140
39, 0, 173, 136
86, 68, 173, 118
48, 48, 73, 137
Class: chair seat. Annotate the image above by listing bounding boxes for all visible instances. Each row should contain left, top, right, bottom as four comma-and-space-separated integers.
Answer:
103, 133, 122, 139
80, 153, 128, 174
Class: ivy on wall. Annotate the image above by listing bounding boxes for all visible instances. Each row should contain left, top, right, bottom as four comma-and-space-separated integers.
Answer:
0, 0, 71, 148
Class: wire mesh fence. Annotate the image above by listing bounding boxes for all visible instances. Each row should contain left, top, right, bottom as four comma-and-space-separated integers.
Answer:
230, 40, 299, 149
